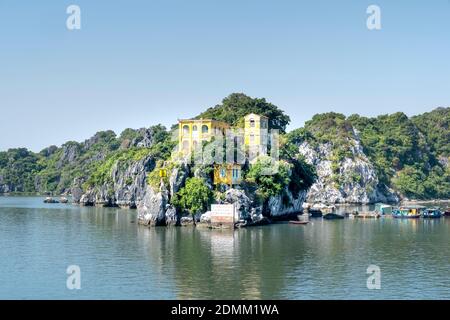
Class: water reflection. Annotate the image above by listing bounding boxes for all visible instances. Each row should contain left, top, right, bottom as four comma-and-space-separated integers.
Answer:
1, 197, 450, 299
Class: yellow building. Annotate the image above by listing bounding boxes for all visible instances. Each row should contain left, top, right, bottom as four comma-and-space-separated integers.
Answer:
244, 113, 269, 157
213, 164, 242, 186
178, 119, 230, 155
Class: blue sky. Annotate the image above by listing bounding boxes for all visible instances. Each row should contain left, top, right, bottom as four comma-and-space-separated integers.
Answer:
0, 0, 449, 152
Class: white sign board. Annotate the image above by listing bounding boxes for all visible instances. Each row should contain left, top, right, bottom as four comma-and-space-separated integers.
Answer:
210, 204, 236, 225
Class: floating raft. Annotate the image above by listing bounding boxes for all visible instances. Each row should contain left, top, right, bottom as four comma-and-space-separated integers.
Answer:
289, 220, 309, 225
354, 212, 381, 219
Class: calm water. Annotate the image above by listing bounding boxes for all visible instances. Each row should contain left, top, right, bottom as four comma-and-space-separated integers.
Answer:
0, 196, 449, 300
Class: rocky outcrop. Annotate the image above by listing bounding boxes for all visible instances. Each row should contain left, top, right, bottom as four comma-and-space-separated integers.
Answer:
57, 143, 81, 169
298, 131, 399, 204
169, 162, 190, 196
73, 155, 155, 208
137, 185, 169, 226
216, 187, 306, 224
223, 189, 252, 220
136, 163, 191, 226
269, 188, 308, 217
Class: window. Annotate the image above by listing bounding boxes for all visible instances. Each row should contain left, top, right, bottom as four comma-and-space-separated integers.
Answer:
182, 140, 189, 151
220, 168, 226, 178
192, 125, 197, 131
202, 125, 209, 134
250, 119, 255, 127
232, 169, 239, 178
183, 125, 189, 135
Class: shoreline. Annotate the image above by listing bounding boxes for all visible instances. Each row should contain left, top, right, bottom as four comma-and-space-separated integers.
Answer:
1, 193, 449, 205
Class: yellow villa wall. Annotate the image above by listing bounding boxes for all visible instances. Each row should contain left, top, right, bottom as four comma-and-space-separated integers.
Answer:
213, 164, 242, 185
244, 113, 269, 153
178, 119, 229, 155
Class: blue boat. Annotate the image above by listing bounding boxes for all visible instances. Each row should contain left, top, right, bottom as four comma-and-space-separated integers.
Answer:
422, 208, 442, 218
392, 206, 423, 219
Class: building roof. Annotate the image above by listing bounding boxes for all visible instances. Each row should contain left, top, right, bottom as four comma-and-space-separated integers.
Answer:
244, 113, 268, 119
178, 118, 230, 125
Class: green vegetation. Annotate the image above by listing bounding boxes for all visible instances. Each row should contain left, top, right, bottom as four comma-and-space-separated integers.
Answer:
411, 107, 449, 157
0, 148, 42, 192
146, 160, 179, 191
85, 128, 175, 190
195, 93, 291, 133
0, 93, 447, 201
244, 156, 314, 214
245, 156, 290, 199
284, 114, 353, 187
283, 109, 449, 199
84, 147, 152, 189
348, 111, 449, 199
0, 125, 173, 194
171, 177, 213, 222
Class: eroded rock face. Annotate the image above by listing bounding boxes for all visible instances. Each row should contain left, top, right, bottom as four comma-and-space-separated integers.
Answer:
137, 185, 168, 226
71, 178, 84, 204
57, 143, 81, 169
169, 162, 190, 197
136, 163, 188, 226
298, 130, 399, 204
73, 155, 155, 208
165, 205, 180, 226
223, 189, 252, 220
269, 189, 308, 217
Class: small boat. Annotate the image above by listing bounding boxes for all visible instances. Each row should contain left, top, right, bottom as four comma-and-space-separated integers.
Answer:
392, 206, 423, 219
289, 220, 309, 225
444, 208, 450, 217
43, 197, 59, 204
60, 197, 69, 204
422, 208, 442, 218
323, 213, 345, 220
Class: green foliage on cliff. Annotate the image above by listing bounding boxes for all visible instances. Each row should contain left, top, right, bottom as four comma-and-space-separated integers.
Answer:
297, 109, 449, 200
146, 160, 179, 192
411, 107, 449, 157
85, 128, 175, 190
245, 156, 291, 202
172, 177, 213, 217
84, 147, 152, 189
348, 111, 450, 199
0, 125, 172, 194
1, 93, 447, 202
195, 93, 291, 133
0, 148, 42, 192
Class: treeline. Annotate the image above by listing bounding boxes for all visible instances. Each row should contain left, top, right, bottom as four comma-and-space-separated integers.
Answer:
0, 125, 171, 194
292, 108, 449, 199
0, 93, 449, 200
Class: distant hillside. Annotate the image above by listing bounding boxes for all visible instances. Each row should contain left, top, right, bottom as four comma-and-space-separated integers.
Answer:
0, 94, 448, 202
0, 125, 171, 194
411, 107, 449, 158
289, 109, 449, 202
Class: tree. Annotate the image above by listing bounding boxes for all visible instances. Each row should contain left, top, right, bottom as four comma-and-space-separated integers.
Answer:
171, 177, 213, 224
245, 156, 291, 215
196, 93, 291, 133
